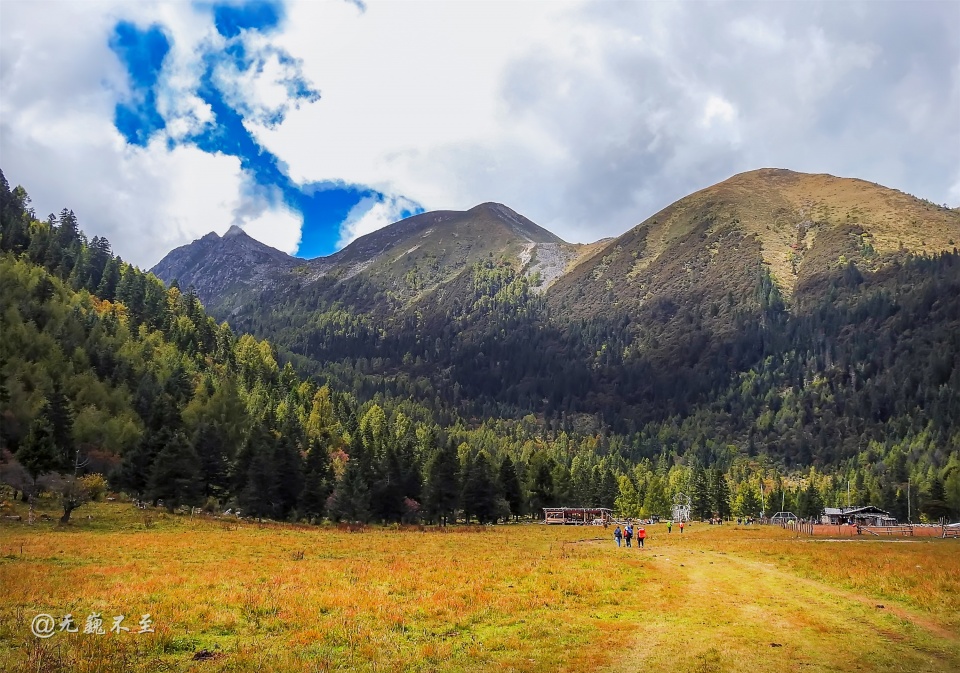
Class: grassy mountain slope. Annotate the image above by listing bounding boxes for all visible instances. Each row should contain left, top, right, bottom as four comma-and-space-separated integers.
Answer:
141, 169, 960, 470
549, 168, 960, 316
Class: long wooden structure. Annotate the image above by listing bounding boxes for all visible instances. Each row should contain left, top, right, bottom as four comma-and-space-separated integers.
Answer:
543, 507, 614, 525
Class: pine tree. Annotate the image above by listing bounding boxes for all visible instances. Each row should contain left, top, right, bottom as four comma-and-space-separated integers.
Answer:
233, 416, 276, 502
17, 415, 58, 486
921, 478, 951, 521
300, 438, 334, 521
528, 457, 555, 516
192, 421, 230, 499
710, 469, 731, 519
642, 474, 671, 518
424, 439, 460, 525
118, 426, 170, 500
273, 416, 304, 520
498, 455, 524, 520
97, 257, 120, 300
147, 431, 202, 510
46, 385, 74, 471
328, 458, 371, 523
462, 451, 497, 523
551, 463, 572, 505
797, 480, 824, 519
615, 475, 641, 518
599, 468, 619, 510
691, 464, 711, 520
241, 447, 278, 520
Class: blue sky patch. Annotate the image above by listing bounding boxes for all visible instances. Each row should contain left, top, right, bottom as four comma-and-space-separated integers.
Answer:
107, 2, 419, 257
110, 22, 170, 146
213, 0, 283, 38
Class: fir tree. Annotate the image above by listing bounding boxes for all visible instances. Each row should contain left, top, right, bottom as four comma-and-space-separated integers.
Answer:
528, 457, 555, 516
599, 468, 619, 510
300, 438, 334, 521
17, 415, 58, 486
691, 464, 711, 520
147, 431, 202, 510
642, 474, 671, 518
424, 438, 460, 525
328, 458, 371, 523
462, 451, 497, 523
710, 469, 732, 519
241, 447, 278, 520
273, 416, 304, 520
192, 421, 230, 499
497, 455, 524, 520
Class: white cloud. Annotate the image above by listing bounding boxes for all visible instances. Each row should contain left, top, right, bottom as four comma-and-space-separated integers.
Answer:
337, 194, 419, 248
247, 0, 959, 242
0, 0, 301, 266
1, 0, 958, 268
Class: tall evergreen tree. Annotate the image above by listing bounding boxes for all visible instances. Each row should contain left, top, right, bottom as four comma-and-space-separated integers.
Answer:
147, 431, 202, 510
300, 438, 334, 521
241, 447, 278, 520
797, 480, 824, 519
273, 416, 304, 520
599, 468, 619, 510
498, 455, 524, 520
371, 445, 406, 523
642, 474, 671, 518
691, 464, 711, 519
16, 415, 58, 487
462, 451, 497, 523
710, 469, 732, 519
424, 438, 460, 525
192, 421, 230, 499
528, 456, 555, 517
328, 458, 371, 523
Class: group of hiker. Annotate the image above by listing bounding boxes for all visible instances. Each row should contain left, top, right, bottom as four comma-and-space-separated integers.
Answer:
613, 520, 685, 547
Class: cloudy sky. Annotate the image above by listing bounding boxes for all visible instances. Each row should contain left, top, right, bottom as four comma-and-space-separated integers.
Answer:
1, 0, 958, 268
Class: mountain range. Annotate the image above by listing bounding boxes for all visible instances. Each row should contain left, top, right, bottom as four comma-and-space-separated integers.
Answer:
152, 168, 960, 464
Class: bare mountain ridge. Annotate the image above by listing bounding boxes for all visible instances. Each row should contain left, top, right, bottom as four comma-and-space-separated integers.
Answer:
152, 201, 583, 311
150, 224, 299, 307
151, 169, 960, 319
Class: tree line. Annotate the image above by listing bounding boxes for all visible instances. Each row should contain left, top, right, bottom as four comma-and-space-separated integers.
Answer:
1, 169, 958, 525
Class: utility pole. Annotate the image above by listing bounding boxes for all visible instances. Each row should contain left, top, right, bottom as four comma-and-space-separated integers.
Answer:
847, 480, 850, 510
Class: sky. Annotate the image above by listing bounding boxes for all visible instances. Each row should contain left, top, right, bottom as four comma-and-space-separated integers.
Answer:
1, 0, 958, 268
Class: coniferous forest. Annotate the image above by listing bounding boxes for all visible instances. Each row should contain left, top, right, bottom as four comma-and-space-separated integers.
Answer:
1, 169, 959, 525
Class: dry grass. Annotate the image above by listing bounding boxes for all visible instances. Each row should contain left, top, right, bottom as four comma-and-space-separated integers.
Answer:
1, 503, 958, 673
562, 168, 960, 302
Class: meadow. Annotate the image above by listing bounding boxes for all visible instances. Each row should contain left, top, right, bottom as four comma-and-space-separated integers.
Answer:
1, 501, 958, 673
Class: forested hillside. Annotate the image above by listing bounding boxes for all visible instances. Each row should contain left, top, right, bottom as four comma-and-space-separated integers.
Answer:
2, 169, 959, 525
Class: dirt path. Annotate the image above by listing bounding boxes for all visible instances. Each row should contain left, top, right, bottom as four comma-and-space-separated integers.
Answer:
608, 545, 960, 673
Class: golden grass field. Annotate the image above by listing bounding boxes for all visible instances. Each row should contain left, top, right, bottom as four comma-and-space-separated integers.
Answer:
1, 501, 958, 673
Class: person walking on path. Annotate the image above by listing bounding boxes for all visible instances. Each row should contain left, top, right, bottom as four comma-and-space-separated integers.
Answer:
679, 521, 684, 534
637, 525, 646, 548
614, 525, 622, 547
668, 521, 672, 534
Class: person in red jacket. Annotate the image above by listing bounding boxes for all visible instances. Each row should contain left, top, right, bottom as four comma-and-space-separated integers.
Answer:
637, 525, 646, 548
679, 520, 684, 534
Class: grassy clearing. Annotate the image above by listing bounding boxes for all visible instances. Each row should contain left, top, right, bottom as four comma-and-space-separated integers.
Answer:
1, 503, 958, 673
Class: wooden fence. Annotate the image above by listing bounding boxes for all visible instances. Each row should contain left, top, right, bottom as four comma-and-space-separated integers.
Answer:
858, 525, 914, 536
772, 519, 814, 536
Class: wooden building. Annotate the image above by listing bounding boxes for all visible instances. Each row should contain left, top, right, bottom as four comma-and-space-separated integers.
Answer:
543, 507, 614, 525
821, 505, 896, 526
